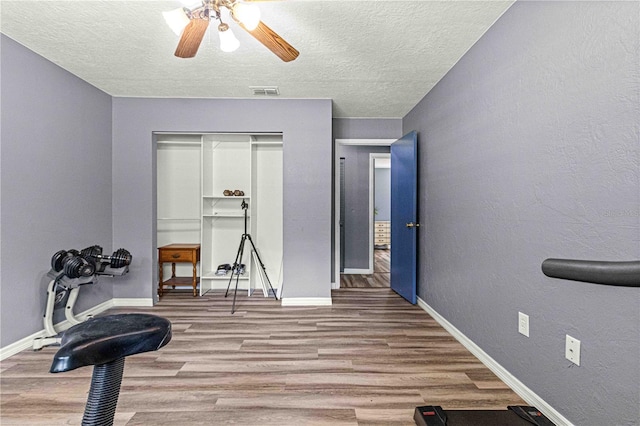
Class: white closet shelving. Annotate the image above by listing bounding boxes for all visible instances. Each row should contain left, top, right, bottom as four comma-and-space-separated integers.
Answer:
200, 134, 252, 293
156, 132, 283, 296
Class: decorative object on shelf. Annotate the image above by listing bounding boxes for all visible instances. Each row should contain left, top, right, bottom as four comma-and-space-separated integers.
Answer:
234, 189, 244, 196
216, 263, 232, 276
233, 263, 246, 275
162, 0, 299, 61
223, 189, 233, 196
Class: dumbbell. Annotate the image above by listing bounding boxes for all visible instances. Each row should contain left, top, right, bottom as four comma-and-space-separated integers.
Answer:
81, 246, 132, 268
63, 255, 96, 278
81, 245, 103, 259
50, 250, 96, 278
51, 249, 80, 272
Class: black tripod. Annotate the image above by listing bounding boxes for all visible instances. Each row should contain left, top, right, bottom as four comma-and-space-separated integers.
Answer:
225, 199, 278, 313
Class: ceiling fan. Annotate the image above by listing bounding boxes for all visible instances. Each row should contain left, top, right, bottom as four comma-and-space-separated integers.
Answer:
163, 0, 299, 62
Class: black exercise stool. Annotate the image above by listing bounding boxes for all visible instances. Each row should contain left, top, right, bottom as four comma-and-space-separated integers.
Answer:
50, 313, 172, 426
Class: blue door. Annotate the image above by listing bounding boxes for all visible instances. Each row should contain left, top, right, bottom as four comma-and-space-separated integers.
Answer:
390, 131, 418, 304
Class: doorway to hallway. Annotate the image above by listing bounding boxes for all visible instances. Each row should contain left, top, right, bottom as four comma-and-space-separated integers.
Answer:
334, 138, 395, 289
340, 153, 391, 288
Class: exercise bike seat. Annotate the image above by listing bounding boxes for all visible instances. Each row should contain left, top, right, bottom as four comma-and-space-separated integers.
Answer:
50, 313, 172, 373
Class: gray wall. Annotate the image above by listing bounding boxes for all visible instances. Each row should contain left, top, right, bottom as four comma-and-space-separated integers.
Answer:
112, 98, 332, 300
403, 2, 639, 425
375, 168, 391, 221
333, 118, 402, 140
0, 35, 113, 346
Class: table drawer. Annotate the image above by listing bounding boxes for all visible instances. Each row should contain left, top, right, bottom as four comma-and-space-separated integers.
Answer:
160, 249, 196, 262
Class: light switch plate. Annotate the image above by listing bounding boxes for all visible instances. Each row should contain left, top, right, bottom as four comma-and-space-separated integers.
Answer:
518, 312, 529, 337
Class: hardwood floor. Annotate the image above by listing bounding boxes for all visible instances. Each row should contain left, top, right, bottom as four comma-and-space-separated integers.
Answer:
0, 288, 524, 425
340, 249, 390, 288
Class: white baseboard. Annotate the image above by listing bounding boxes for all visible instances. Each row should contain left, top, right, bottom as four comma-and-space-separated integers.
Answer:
1, 297, 153, 361
113, 298, 154, 307
281, 297, 333, 306
343, 268, 372, 274
0, 329, 50, 361
416, 297, 573, 426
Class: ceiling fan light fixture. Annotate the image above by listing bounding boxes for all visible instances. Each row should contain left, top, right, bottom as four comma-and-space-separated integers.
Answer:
218, 23, 240, 52
167, 0, 298, 61
232, 2, 260, 31
163, 7, 190, 36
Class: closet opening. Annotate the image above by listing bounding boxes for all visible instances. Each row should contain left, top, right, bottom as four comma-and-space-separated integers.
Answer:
155, 133, 283, 299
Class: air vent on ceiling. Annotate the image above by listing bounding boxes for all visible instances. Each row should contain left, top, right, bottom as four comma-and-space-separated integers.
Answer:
250, 86, 280, 96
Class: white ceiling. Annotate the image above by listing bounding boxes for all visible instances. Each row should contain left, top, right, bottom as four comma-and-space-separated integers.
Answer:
0, 0, 514, 118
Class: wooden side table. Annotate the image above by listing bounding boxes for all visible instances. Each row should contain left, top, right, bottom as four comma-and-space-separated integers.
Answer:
158, 244, 200, 297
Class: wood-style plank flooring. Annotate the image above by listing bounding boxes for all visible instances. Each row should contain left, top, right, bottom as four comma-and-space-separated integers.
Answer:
0, 288, 524, 425
340, 249, 390, 288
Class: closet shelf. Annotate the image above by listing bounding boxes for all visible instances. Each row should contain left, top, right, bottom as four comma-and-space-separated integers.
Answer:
201, 272, 249, 280
203, 195, 251, 199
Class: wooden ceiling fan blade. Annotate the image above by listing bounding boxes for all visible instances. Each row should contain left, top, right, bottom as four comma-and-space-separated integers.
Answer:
241, 21, 299, 62
175, 19, 209, 58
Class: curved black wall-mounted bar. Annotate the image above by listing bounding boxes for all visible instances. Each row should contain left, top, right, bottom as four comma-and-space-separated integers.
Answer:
541, 259, 640, 287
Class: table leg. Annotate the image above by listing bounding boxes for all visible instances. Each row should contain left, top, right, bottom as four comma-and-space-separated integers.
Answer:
171, 263, 176, 289
192, 261, 197, 297
158, 261, 164, 297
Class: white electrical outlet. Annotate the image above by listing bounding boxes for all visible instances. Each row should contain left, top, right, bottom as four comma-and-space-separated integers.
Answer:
565, 335, 581, 366
518, 312, 529, 337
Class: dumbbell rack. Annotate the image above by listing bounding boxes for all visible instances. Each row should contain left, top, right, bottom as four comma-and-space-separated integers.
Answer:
33, 247, 131, 351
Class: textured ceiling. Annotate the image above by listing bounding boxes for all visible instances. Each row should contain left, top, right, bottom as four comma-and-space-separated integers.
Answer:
0, 0, 514, 118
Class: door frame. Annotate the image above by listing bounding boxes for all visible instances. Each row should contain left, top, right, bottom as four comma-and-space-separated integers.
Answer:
333, 139, 395, 289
